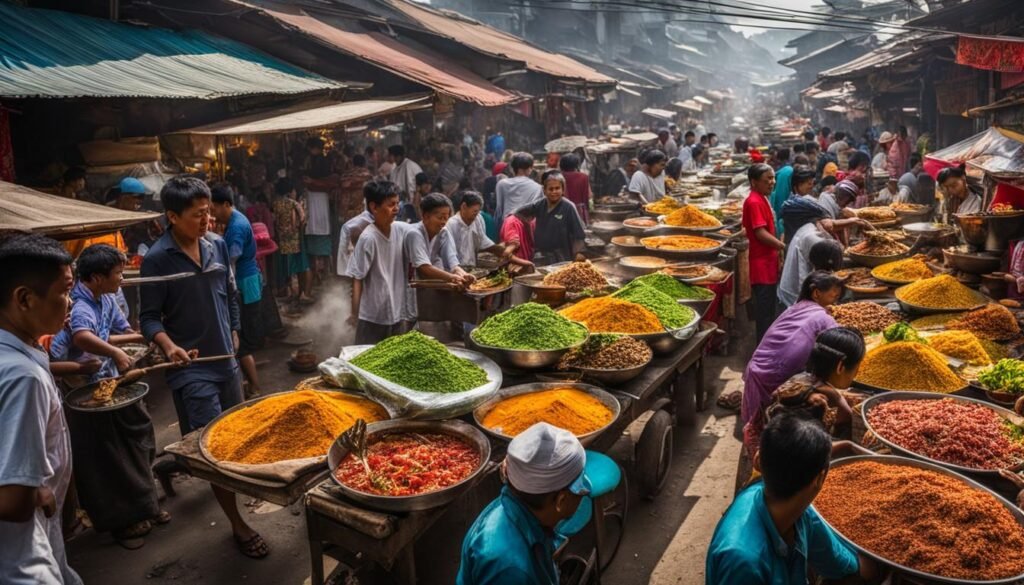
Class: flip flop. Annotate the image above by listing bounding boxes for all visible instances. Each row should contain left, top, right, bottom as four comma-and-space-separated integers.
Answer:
235, 532, 270, 559
152, 510, 172, 525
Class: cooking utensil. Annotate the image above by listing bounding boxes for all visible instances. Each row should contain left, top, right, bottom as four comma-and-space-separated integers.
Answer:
64, 381, 149, 413
112, 353, 236, 386
120, 272, 197, 286
338, 419, 390, 492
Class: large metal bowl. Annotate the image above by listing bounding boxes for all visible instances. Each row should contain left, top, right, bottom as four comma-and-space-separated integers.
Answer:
514, 275, 568, 306
860, 391, 1024, 476
577, 358, 651, 386
592, 208, 637, 222
467, 323, 589, 370
640, 237, 725, 261
590, 221, 626, 243
472, 382, 621, 446
621, 217, 660, 235
814, 454, 1024, 585
954, 214, 988, 248
327, 419, 491, 512
846, 249, 910, 268
943, 246, 1003, 275
630, 312, 701, 354
894, 283, 989, 315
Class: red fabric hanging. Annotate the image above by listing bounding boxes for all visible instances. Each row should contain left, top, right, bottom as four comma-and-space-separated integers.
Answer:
0, 107, 14, 182
957, 35, 1024, 73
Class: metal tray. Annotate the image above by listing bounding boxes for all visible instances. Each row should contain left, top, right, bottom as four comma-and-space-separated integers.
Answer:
847, 249, 910, 268
64, 381, 149, 413
472, 382, 621, 446
815, 454, 1024, 585
894, 283, 989, 315
327, 419, 491, 512
860, 391, 1024, 476
640, 238, 725, 260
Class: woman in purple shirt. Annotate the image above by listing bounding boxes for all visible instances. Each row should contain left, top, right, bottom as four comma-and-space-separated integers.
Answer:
740, 271, 844, 454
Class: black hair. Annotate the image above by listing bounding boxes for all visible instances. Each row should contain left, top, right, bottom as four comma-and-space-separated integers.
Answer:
559, 153, 580, 172
699, 135, 709, 144
803, 130, 816, 142
798, 270, 844, 302
792, 165, 816, 187
643, 149, 667, 166
805, 141, 819, 153
306, 137, 324, 150
275, 177, 295, 196
0, 232, 73, 302
748, 163, 773, 182
684, 131, 695, 139
665, 158, 683, 180
909, 152, 921, 168
76, 244, 126, 282
708, 133, 718, 141
692, 145, 705, 160
938, 164, 967, 185
808, 239, 843, 272
792, 154, 810, 166
777, 148, 791, 163
210, 183, 235, 206
160, 176, 211, 215
833, 131, 846, 141
514, 204, 538, 219
63, 166, 87, 183
820, 127, 831, 137
807, 327, 865, 380
364, 180, 399, 208
759, 411, 832, 500
820, 175, 838, 188
415, 172, 431, 187
511, 152, 535, 172
792, 144, 805, 154
352, 154, 367, 167
387, 144, 406, 158
458, 191, 484, 209
847, 151, 869, 171
541, 170, 565, 187
420, 192, 452, 214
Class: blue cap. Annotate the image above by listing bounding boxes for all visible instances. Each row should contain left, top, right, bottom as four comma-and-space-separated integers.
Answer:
118, 177, 148, 195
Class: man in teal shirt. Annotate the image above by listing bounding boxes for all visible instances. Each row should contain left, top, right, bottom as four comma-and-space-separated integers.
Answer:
457, 423, 597, 585
770, 148, 793, 236
706, 412, 875, 584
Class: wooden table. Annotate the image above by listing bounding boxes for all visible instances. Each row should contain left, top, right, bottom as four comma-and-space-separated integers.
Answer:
304, 322, 716, 585
164, 431, 329, 507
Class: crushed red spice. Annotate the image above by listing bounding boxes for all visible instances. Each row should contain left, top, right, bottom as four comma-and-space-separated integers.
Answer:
867, 398, 1024, 470
815, 460, 1024, 581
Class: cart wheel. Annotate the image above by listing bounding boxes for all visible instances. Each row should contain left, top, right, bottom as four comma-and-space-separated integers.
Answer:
637, 409, 673, 499
597, 471, 628, 570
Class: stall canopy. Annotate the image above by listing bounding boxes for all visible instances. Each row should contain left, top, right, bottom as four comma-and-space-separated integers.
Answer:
383, 0, 615, 87
642, 108, 678, 122
233, 2, 521, 107
0, 182, 160, 239
172, 96, 432, 136
0, 2, 347, 99
924, 126, 1024, 180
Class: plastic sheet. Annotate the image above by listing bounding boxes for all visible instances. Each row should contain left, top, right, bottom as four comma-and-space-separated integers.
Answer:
925, 127, 1024, 179
320, 346, 503, 420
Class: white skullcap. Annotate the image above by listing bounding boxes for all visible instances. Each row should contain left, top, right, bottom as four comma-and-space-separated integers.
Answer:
505, 422, 587, 495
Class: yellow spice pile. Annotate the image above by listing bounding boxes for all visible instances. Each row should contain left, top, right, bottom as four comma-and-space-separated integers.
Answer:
898, 274, 980, 309
928, 330, 991, 366
855, 341, 964, 393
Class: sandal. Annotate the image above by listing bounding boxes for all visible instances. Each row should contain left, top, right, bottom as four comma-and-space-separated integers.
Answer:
113, 520, 152, 550
235, 532, 270, 559
716, 390, 743, 412
152, 510, 172, 525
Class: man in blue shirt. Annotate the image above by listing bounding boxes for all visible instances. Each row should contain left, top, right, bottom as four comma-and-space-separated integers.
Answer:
211, 184, 264, 398
706, 412, 875, 584
140, 177, 268, 559
485, 130, 505, 160
457, 423, 593, 585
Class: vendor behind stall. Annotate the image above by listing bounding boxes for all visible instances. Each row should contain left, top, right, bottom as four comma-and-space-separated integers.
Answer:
457, 423, 601, 585
628, 149, 667, 203
531, 171, 586, 266
447, 192, 520, 268
706, 412, 873, 585
938, 165, 982, 218
402, 193, 473, 324
48, 244, 165, 549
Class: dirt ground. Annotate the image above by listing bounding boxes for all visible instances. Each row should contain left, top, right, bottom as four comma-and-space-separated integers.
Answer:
66, 280, 749, 585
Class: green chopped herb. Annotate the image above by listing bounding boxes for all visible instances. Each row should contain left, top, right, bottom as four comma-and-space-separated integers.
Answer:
979, 359, 1024, 395
351, 331, 488, 393
882, 322, 927, 345
630, 273, 714, 300
612, 282, 696, 329
473, 302, 588, 350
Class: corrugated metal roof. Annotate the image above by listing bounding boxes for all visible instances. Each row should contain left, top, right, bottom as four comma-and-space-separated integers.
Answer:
173, 95, 432, 135
384, 0, 614, 86
819, 32, 953, 81
0, 2, 345, 99
642, 108, 677, 122
0, 181, 160, 239
240, 2, 520, 107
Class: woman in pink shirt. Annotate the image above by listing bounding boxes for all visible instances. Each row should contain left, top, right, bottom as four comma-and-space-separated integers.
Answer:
499, 205, 537, 262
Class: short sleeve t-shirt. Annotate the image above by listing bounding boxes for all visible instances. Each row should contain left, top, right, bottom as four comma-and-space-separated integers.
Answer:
532, 198, 586, 264
742, 191, 780, 286
446, 214, 495, 267
346, 222, 411, 325
628, 171, 666, 202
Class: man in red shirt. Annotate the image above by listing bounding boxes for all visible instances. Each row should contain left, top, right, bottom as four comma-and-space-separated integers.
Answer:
742, 163, 786, 341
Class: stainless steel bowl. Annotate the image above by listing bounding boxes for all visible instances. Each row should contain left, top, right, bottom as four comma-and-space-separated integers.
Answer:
815, 454, 1024, 585
630, 313, 700, 354
846, 249, 910, 268
954, 214, 988, 248
640, 239, 725, 261
894, 283, 988, 315
592, 208, 637, 222
590, 221, 626, 243
860, 391, 1024, 476
514, 275, 568, 306
678, 298, 713, 318
467, 324, 589, 370
578, 359, 651, 386
943, 246, 1002, 275
473, 382, 621, 446
327, 419, 491, 512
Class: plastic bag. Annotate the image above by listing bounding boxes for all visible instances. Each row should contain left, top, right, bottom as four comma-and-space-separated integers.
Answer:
319, 347, 503, 420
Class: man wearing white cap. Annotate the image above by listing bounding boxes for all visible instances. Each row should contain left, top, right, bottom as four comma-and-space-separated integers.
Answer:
457, 422, 596, 585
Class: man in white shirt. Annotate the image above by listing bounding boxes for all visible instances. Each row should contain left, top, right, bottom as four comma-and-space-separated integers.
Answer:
628, 149, 668, 203
0, 233, 82, 585
447, 192, 526, 269
387, 144, 423, 205
345, 181, 414, 345
336, 208, 373, 277
657, 129, 679, 158
495, 152, 544, 222
402, 193, 473, 323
